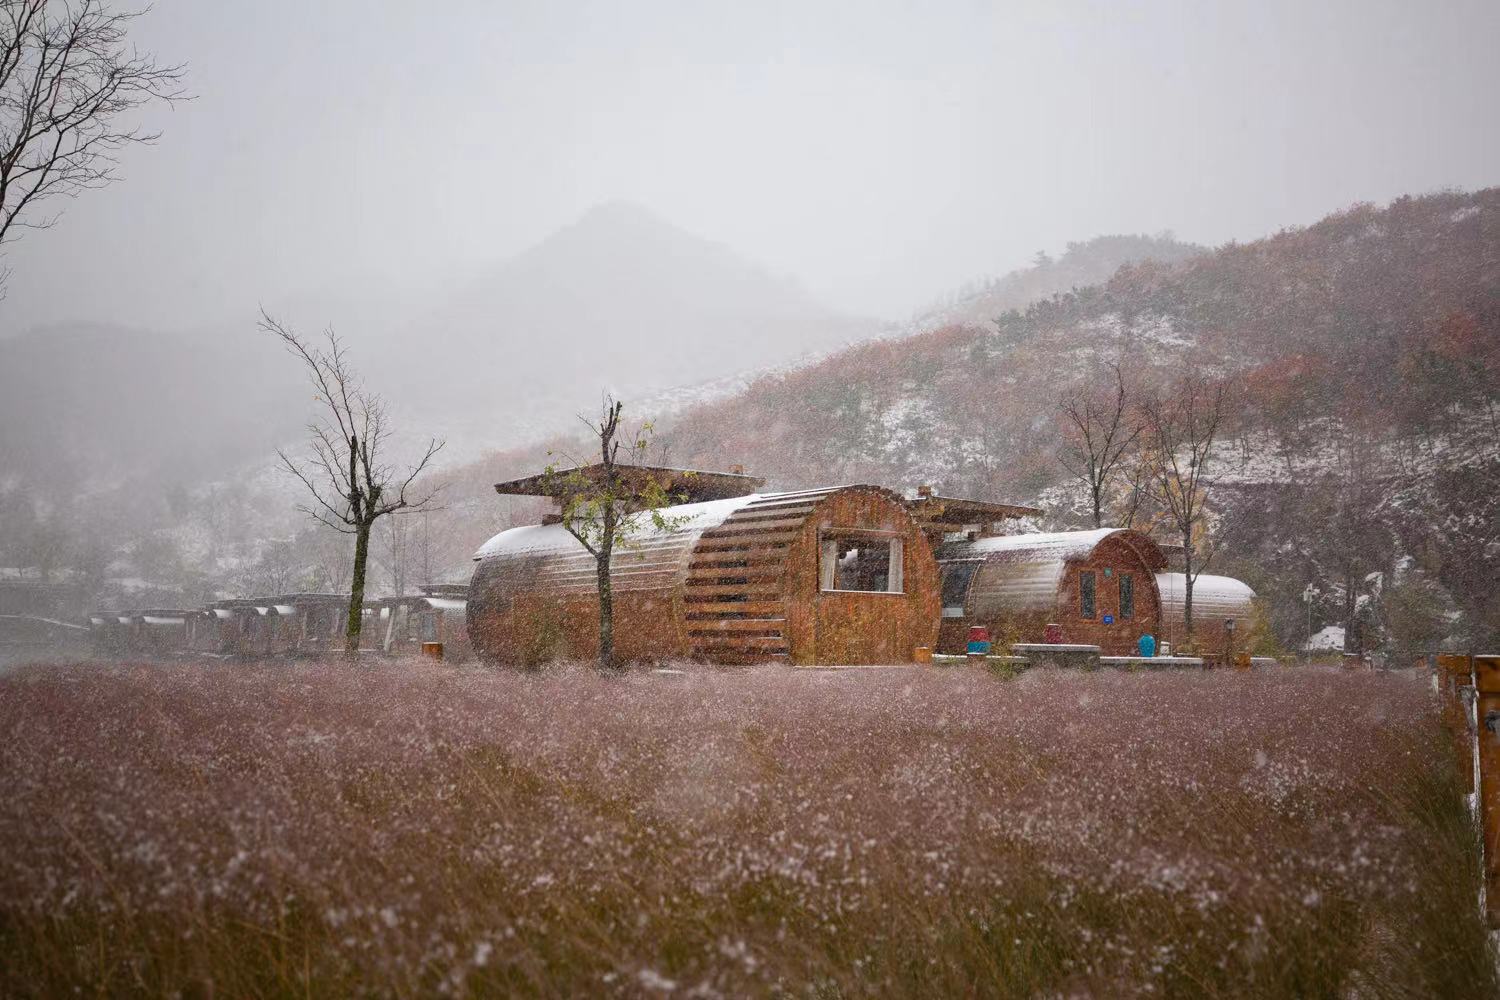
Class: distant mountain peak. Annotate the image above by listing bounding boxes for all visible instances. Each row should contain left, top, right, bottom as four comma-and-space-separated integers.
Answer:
574, 199, 668, 227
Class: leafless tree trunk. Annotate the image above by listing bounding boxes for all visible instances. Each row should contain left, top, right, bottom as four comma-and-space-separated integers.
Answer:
1059, 363, 1142, 527
583, 400, 624, 668
1140, 375, 1232, 640
0, 1, 186, 292
1115, 447, 1156, 530
259, 310, 444, 658
545, 396, 679, 671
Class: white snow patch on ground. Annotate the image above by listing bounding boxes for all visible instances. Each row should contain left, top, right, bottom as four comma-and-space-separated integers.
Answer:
1304, 625, 1345, 652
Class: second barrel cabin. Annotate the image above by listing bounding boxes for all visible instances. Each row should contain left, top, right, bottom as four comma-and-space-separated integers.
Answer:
935, 527, 1168, 655
467, 466, 939, 666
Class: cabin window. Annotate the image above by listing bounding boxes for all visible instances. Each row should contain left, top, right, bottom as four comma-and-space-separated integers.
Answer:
1080, 571, 1096, 618
940, 561, 980, 617
819, 533, 903, 594
419, 612, 439, 642
1119, 573, 1135, 619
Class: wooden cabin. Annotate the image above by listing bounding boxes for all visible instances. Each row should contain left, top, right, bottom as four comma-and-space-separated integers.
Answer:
87, 613, 121, 657
234, 603, 278, 657
935, 528, 1168, 655
468, 466, 939, 666
380, 585, 472, 661
273, 593, 349, 657
1155, 572, 1256, 660
135, 609, 194, 657
357, 601, 392, 653
196, 600, 255, 656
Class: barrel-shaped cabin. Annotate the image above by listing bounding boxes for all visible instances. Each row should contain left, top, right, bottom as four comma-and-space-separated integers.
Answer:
1155, 572, 1256, 658
935, 528, 1167, 655
468, 470, 939, 666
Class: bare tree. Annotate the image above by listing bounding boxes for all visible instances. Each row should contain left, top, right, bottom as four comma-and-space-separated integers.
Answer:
251, 539, 298, 596
543, 396, 682, 670
302, 524, 353, 595
1140, 374, 1232, 641
259, 310, 444, 657
1114, 444, 1158, 531
1059, 363, 1142, 528
0, 1, 186, 291
380, 511, 412, 600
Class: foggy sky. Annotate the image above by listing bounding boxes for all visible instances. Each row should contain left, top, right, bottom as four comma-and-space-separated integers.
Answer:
3, 0, 1497, 334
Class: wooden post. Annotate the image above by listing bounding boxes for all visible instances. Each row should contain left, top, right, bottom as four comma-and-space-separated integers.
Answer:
1437, 654, 1475, 792
1472, 654, 1500, 928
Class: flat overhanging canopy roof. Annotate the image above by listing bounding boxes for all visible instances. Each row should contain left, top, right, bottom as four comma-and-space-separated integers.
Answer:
494, 464, 766, 503
905, 493, 1041, 524
273, 593, 351, 605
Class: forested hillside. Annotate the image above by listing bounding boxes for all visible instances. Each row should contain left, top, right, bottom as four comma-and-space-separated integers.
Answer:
7, 190, 1495, 657
448, 189, 1500, 655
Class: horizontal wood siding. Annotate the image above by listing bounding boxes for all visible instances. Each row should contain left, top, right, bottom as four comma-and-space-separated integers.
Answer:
786, 487, 939, 665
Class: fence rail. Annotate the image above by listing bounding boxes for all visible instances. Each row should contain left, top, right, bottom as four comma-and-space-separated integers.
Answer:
1435, 652, 1500, 927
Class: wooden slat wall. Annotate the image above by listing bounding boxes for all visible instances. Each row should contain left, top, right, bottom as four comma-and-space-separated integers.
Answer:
682, 491, 832, 662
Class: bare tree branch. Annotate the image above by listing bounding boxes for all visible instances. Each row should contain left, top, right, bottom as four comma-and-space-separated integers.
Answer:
1140, 374, 1234, 641
1058, 362, 1143, 528
0, 1, 187, 293
259, 309, 446, 657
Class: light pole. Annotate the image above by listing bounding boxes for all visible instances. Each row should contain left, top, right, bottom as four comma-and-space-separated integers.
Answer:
1302, 584, 1317, 663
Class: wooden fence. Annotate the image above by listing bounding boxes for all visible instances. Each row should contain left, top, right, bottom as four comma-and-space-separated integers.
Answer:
1435, 652, 1500, 927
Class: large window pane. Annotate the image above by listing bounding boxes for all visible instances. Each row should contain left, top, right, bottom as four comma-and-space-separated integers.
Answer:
820, 535, 903, 593
1080, 570, 1096, 618
1120, 573, 1135, 619
940, 561, 979, 617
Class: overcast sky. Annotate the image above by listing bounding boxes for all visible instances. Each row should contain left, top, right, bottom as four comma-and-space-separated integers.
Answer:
3, 0, 1497, 334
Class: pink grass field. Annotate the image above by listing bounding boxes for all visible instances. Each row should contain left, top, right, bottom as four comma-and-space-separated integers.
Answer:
0, 660, 1493, 998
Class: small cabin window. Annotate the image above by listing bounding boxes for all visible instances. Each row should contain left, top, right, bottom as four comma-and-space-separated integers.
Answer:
419, 611, 439, 642
819, 533, 903, 594
1080, 571, 1096, 618
1119, 573, 1135, 619
939, 561, 980, 617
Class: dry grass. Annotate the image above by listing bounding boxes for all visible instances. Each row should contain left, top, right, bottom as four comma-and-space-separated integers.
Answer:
0, 660, 1492, 998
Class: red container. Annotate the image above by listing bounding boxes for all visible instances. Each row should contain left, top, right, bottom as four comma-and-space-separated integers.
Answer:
967, 625, 990, 643
1043, 623, 1063, 644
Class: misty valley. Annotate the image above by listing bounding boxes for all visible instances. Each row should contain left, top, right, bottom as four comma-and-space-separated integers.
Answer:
1, 1, 1498, 997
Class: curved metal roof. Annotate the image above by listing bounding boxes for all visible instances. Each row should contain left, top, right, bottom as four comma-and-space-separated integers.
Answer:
940, 528, 1167, 614
1155, 572, 1256, 628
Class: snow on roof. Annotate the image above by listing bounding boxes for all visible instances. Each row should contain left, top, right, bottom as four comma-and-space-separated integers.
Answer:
942, 530, 1164, 617
421, 597, 466, 612
943, 528, 1142, 613
1155, 573, 1256, 626
474, 493, 760, 562
960, 527, 1118, 561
